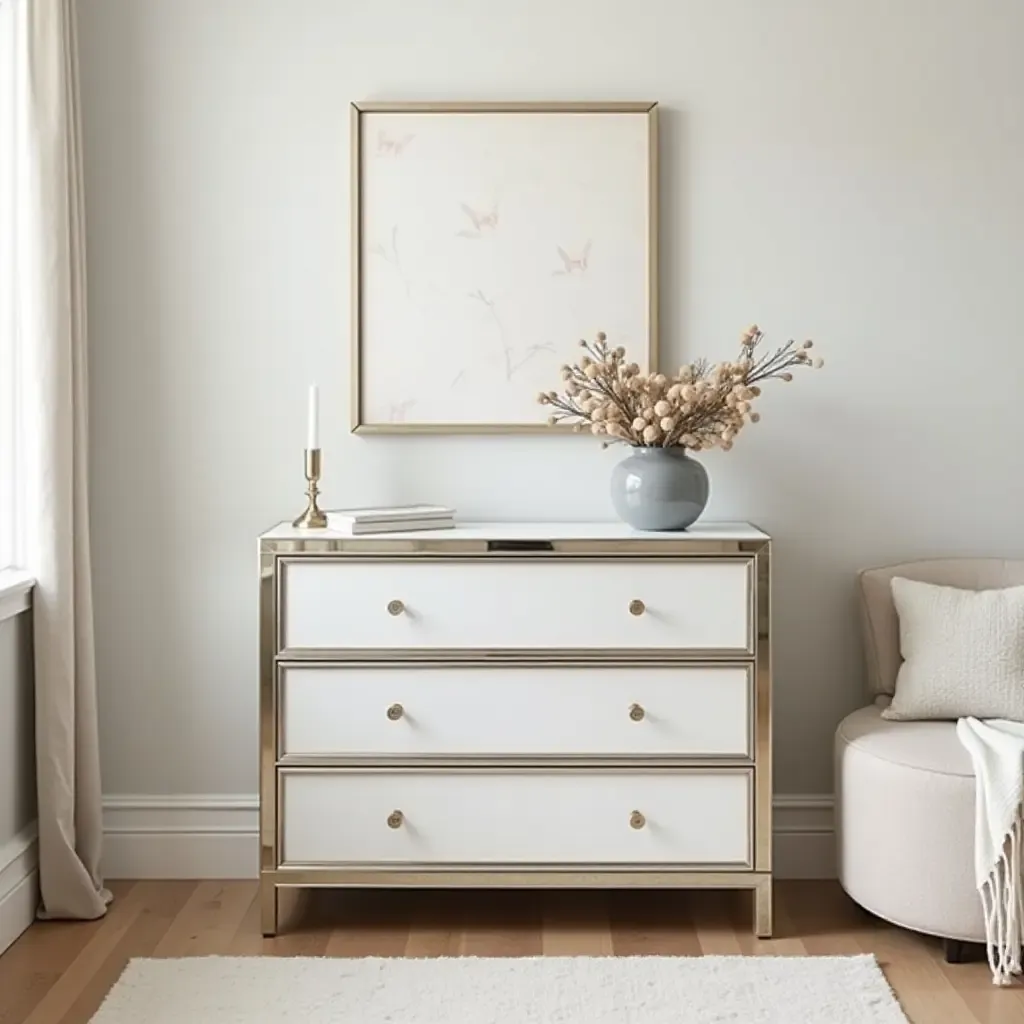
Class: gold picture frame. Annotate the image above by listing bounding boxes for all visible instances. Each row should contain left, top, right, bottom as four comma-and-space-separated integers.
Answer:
350, 101, 659, 434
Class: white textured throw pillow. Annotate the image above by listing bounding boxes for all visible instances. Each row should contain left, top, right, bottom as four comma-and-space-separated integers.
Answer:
884, 576, 1024, 721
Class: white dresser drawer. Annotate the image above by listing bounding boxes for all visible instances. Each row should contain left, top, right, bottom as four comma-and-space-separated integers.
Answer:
279, 769, 751, 868
279, 664, 752, 760
279, 558, 752, 654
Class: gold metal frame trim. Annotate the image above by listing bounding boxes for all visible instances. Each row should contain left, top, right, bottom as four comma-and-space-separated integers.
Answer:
279, 648, 755, 664
275, 860, 751, 874
277, 755, 755, 769
261, 537, 768, 557
350, 100, 659, 434
354, 101, 658, 113
264, 868, 771, 889
259, 550, 278, 880
275, 555, 755, 658
753, 541, 772, 872
275, 660, 755, 764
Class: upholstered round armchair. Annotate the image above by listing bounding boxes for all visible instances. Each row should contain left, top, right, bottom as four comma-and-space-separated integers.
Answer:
836, 559, 1024, 961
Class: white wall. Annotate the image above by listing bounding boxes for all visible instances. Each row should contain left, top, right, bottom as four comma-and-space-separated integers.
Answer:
0, 611, 36, 952
0, 613, 33, 849
77, 0, 1024, 811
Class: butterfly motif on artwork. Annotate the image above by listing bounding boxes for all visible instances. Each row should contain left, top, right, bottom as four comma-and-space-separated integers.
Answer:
377, 132, 414, 156
456, 201, 499, 239
553, 241, 591, 275
389, 399, 416, 422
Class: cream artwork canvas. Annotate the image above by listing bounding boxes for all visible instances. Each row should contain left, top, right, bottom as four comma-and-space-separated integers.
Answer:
351, 102, 657, 432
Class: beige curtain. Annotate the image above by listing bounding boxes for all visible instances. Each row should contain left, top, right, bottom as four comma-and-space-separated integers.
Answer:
16, 0, 109, 919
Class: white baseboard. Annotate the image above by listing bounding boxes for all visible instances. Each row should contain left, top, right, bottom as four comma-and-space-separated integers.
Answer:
772, 794, 836, 880
103, 796, 258, 881
103, 793, 835, 882
0, 822, 39, 956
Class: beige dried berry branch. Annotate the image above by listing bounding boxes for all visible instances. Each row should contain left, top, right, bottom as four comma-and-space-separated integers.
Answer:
538, 326, 823, 451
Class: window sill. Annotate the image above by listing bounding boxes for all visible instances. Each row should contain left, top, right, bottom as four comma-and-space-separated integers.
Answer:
0, 569, 34, 623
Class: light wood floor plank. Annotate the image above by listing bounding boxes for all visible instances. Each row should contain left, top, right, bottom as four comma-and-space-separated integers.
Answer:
458, 890, 543, 958
781, 880, 874, 956
863, 921, 979, 1024
731, 884, 807, 957
935, 952, 1024, 1024
55, 881, 197, 1024
690, 889, 744, 955
224, 883, 263, 956
403, 890, 464, 958
4, 881, 1024, 1024
608, 890, 702, 956
21, 883, 151, 1024
0, 882, 134, 1024
322, 890, 408, 958
541, 890, 613, 956
150, 881, 255, 958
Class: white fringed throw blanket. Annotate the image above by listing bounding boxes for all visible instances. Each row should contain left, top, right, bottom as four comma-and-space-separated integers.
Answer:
956, 717, 1024, 985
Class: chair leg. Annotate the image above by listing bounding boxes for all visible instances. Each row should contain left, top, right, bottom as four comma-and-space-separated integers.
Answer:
944, 938, 968, 963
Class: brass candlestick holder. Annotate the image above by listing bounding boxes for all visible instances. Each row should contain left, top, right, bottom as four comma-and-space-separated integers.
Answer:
292, 448, 327, 529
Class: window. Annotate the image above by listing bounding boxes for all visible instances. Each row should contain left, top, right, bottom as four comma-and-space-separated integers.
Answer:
0, 0, 19, 572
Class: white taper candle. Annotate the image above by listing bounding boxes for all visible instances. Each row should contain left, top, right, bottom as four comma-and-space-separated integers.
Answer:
307, 385, 319, 449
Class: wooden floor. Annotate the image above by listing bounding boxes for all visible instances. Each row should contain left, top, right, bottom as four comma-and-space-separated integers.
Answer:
0, 880, 1020, 1023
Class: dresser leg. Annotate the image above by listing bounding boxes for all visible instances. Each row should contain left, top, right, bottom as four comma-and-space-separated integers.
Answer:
261, 881, 278, 937
754, 878, 773, 938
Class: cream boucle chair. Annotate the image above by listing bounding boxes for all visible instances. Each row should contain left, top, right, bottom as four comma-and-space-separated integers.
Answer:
836, 558, 1024, 962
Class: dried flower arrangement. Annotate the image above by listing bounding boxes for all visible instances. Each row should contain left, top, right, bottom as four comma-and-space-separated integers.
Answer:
537, 326, 823, 450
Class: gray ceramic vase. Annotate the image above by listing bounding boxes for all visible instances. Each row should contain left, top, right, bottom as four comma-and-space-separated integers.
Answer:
610, 446, 710, 531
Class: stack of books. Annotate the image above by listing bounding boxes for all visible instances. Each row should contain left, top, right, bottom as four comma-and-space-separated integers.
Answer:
325, 504, 455, 535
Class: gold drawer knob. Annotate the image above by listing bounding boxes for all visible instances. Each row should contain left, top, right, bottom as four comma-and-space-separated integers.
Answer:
387, 810, 404, 829
386, 703, 404, 721
387, 599, 405, 616
629, 703, 645, 722
629, 599, 646, 616
630, 810, 646, 830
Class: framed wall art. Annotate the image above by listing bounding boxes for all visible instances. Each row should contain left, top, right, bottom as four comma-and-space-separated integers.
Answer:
350, 101, 658, 433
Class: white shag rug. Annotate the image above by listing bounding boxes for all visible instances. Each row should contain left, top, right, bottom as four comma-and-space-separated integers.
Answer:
89, 955, 907, 1023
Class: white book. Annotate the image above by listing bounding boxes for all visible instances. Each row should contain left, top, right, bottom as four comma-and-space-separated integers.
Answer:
326, 504, 455, 525
326, 515, 455, 535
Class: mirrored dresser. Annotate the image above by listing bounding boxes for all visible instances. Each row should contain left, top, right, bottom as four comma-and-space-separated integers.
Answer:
258, 521, 772, 936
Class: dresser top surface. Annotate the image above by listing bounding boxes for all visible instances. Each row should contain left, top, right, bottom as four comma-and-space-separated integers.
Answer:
260, 520, 768, 544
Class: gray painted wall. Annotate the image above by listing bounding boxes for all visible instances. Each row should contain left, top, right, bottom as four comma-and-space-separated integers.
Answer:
76, 0, 1024, 803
